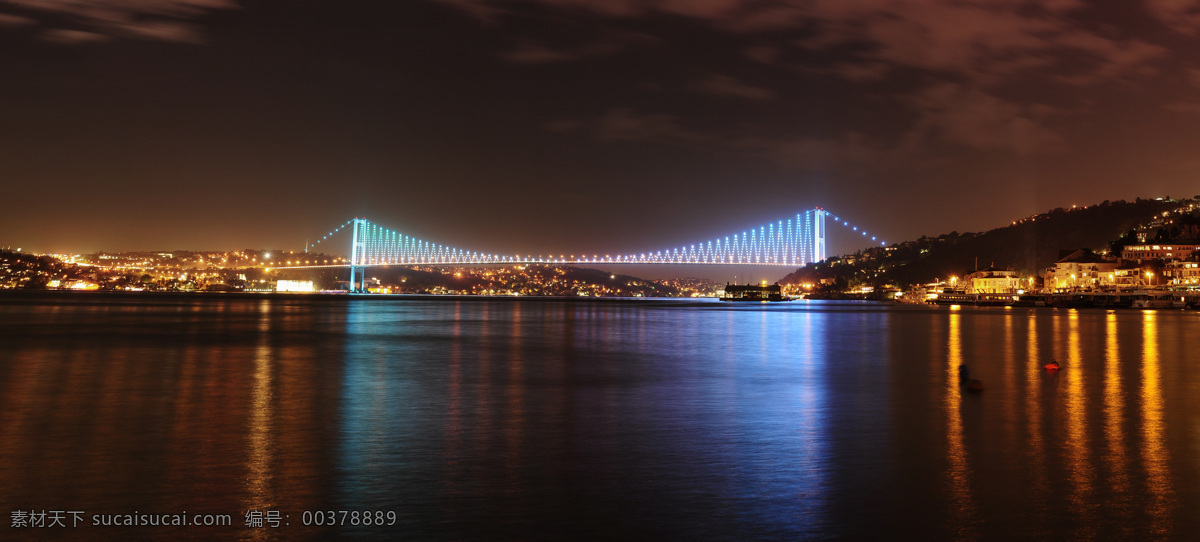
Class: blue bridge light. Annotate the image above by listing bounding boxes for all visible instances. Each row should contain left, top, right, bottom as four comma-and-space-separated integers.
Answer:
308, 208, 887, 291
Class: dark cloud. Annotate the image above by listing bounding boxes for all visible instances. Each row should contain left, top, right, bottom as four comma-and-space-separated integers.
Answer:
2, 0, 238, 43
0, 12, 35, 27
792, 1, 1167, 90
498, 30, 653, 64
1142, 0, 1200, 35
743, 45, 780, 64
4, 0, 1200, 257
40, 28, 110, 44
594, 108, 712, 145
1165, 101, 1200, 113
690, 74, 774, 100
739, 132, 894, 177
435, 0, 1180, 163
500, 40, 579, 63
542, 118, 586, 132
900, 83, 1066, 155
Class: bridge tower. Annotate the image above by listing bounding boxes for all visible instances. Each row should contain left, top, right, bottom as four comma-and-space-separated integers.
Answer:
813, 208, 826, 263
348, 218, 365, 293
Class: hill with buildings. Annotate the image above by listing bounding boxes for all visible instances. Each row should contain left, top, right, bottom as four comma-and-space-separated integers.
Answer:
2, 249, 721, 297
781, 197, 1189, 290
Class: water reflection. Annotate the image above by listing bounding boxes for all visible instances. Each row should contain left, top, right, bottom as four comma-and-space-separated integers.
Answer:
5, 295, 1200, 539
505, 302, 525, 474
1103, 312, 1130, 531
1141, 311, 1175, 534
0, 349, 47, 498
944, 310, 976, 537
1024, 312, 1046, 512
1002, 313, 1016, 445
331, 300, 848, 539
444, 302, 464, 485
244, 299, 275, 540
0, 295, 351, 539
788, 308, 829, 533
1064, 310, 1096, 534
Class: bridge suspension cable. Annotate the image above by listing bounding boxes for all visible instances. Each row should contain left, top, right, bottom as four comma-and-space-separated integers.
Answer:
299, 209, 887, 290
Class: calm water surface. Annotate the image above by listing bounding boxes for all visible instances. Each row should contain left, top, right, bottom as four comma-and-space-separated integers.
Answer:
2, 292, 1200, 540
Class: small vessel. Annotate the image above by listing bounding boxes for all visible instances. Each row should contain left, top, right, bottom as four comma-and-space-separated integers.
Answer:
1130, 291, 1186, 309
719, 281, 787, 302
1043, 361, 1060, 371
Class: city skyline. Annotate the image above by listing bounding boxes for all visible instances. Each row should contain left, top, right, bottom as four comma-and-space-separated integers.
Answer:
3, 0, 1199, 256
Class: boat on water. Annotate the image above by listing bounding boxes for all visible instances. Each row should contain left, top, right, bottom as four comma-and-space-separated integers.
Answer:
928, 291, 1018, 306
1129, 290, 1186, 309
1013, 294, 1048, 307
719, 282, 787, 302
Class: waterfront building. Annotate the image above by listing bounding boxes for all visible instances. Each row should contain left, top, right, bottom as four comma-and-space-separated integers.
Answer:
1121, 243, 1200, 263
275, 280, 316, 292
962, 267, 1022, 294
1043, 249, 1119, 292
1113, 262, 1145, 289
1164, 253, 1200, 287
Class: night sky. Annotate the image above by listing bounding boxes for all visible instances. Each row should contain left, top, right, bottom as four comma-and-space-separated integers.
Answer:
3, 0, 1200, 259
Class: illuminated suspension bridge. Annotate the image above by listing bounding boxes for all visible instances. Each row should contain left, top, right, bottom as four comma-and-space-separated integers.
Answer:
293, 208, 887, 291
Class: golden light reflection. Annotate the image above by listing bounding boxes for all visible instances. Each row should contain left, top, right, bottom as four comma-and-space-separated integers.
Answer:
1024, 314, 1046, 502
1002, 313, 1016, 443
244, 300, 275, 541
0, 350, 48, 494
246, 344, 274, 497
1141, 311, 1175, 534
1103, 313, 1129, 503
168, 342, 202, 496
944, 311, 976, 535
1064, 310, 1095, 534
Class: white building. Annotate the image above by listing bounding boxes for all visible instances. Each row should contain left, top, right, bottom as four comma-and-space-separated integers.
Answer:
1121, 243, 1200, 263
1164, 254, 1200, 287
1043, 249, 1119, 292
962, 268, 1023, 294
275, 280, 315, 292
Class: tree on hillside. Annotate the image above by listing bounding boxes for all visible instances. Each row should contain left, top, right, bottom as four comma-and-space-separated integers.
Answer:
1109, 229, 1137, 255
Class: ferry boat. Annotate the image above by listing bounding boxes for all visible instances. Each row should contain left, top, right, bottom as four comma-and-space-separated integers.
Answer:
720, 282, 787, 302
928, 291, 1016, 306
1013, 294, 1048, 307
1130, 290, 1186, 309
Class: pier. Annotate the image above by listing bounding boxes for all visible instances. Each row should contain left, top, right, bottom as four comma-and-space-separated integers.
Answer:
927, 290, 1199, 309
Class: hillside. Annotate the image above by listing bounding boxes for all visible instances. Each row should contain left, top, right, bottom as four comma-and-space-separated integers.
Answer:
781, 198, 1184, 289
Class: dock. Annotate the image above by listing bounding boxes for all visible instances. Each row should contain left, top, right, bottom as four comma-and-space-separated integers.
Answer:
927, 290, 1198, 309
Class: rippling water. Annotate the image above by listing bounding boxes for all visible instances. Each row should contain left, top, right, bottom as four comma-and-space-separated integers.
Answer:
2, 292, 1200, 540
